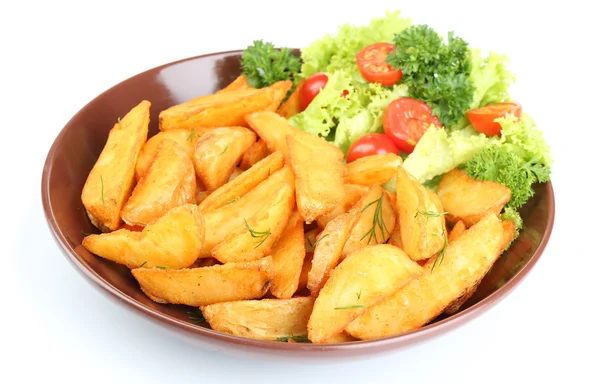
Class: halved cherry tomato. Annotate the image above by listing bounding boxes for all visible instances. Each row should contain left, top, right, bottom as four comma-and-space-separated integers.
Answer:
300, 72, 328, 111
467, 102, 522, 136
383, 97, 441, 154
346, 133, 399, 163
356, 43, 403, 86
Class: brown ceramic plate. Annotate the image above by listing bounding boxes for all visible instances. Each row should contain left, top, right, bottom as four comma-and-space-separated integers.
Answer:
41, 50, 555, 358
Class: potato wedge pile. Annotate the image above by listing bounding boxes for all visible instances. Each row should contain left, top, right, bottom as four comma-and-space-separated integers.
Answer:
81, 75, 516, 344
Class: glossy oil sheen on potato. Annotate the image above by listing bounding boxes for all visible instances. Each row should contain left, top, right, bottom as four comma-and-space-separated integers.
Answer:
82, 204, 204, 269
121, 140, 196, 226
345, 213, 504, 340
81, 100, 150, 232
193, 126, 256, 191
269, 211, 306, 299
201, 296, 314, 341
132, 256, 274, 306
344, 153, 402, 186
308, 244, 422, 343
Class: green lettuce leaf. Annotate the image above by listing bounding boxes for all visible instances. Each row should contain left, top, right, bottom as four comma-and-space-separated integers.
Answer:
469, 49, 516, 109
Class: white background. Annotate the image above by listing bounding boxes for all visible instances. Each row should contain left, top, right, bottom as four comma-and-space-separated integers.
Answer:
3, 0, 599, 383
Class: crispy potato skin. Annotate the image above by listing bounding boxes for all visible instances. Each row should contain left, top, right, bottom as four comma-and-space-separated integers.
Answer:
287, 133, 345, 223
245, 111, 298, 158
159, 81, 291, 131
83, 204, 204, 269
346, 213, 504, 340
121, 140, 196, 226
344, 154, 402, 186
307, 207, 361, 297
316, 184, 369, 229
201, 296, 314, 341
132, 257, 274, 306
308, 244, 422, 343
193, 127, 256, 191
198, 151, 285, 213
211, 184, 295, 263
396, 166, 446, 261
81, 100, 150, 232
270, 211, 306, 299
276, 79, 306, 119
448, 220, 467, 243
437, 169, 511, 227
240, 139, 270, 170
342, 185, 396, 257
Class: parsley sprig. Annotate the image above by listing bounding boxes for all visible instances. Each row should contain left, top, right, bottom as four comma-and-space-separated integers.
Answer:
241, 40, 301, 89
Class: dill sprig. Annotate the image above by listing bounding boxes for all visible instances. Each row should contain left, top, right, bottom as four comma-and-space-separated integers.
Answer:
276, 335, 311, 343
100, 175, 105, 204
414, 210, 448, 219
430, 228, 448, 272
186, 128, 196, 142
219, 145, 229, 156
139, 261, 147, 268
360, 193, 389, 245
244, 218, 271, 249
186, 309, 206, 324
156, 265, 170, 270
312, 233, 329, 248
226, 197, 240, 205
334, 305, 366, 310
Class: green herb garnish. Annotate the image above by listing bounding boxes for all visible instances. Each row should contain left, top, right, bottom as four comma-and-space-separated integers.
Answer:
334, 305, 366, 310
414, 210, 448, 219
276, 335, 311, 343
100, 175, 105, 204
312, 233, 329, 248
241, 40, 301, 89
356, 290, 362, 300
360, 193, 389, 245
186, 309, 206, 324
430, 228, 448, 272
226, 197, 240, 205
139, 261, 147, 268
156, 265, 170, 270
80, 231, 92, 237
219, 145, 229, 156
244, 218, 271, 249
186, 128, 196, 142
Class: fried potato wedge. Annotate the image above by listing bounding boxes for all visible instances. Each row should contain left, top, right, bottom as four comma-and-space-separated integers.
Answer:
287, 133, 345, 223
201, 296, 314, 341
344, 154, 402, 186
437, 169, 511, 227
316, 184, 369, 229
304, 228, 320, 252
211, 184, 295, 263
201, 167, 295, 256
82, 204, 204, 269
443, 219, 516, 315
396, 166, 446, 261
342, 185, 396, 256
216, 74, 251, 93
270, 211, 306, 299
276, 79, 306, 119
198, 151, 285, 212
135, 128, 211, 181
121, 140, 196, 226
346, 213, 504, 339
387, 219, 403, 248
448, 220, 466, 243
308, 244, 422, 343
307, 207, 361, 296
81, 100, 150, 232
245, 111, 300, 158
297, 252, 313, 294
159, 80, 291, 131
240, 139, 270, 170
321, 331, 359, 344
132, 257, 274, 306
193, 127, 256, 191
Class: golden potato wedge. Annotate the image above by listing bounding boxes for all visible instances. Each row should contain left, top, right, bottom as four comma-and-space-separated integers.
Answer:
82, 204, 204, 269
228, 167, 244, 182
211, 184, 295, 263
316, 184, 369, 229
193, 127, 256, 191
198, 151, 285, 213
344, 154, 402, 186
135, 128, 212, 181
216, 74, 251, 93
304, 228, 320, 252
321, 331, 359, 344
297, 252, 313, 294
81, 100, 150, 232
201, 167, 295, 256
342, 185, 396, 256
308, 244, 422, 343
245, 110, 299, 158
201, 296, 314, 341
443, 219, 516, 316
307, 207, 361, 296
132, 256, 274, 306
270, 211, 306, 299
346, 213, 504, 340
121, 140, 196, 226
287, 133, 345, 223
448, 220, 466, 243
159, 80, 291, 131
436, 169, 511, 227
240, 139, 270, 170
396, 166, 446, 261
387, 219, 403, 248
276, 79, 306, 119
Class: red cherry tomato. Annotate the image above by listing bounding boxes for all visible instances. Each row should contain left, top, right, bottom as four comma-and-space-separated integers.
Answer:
383, 97, 441, 154
300, 72, 328, 111
467, 102, 522, 136
346, 133, 399, 163
356, 43, 403, 86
